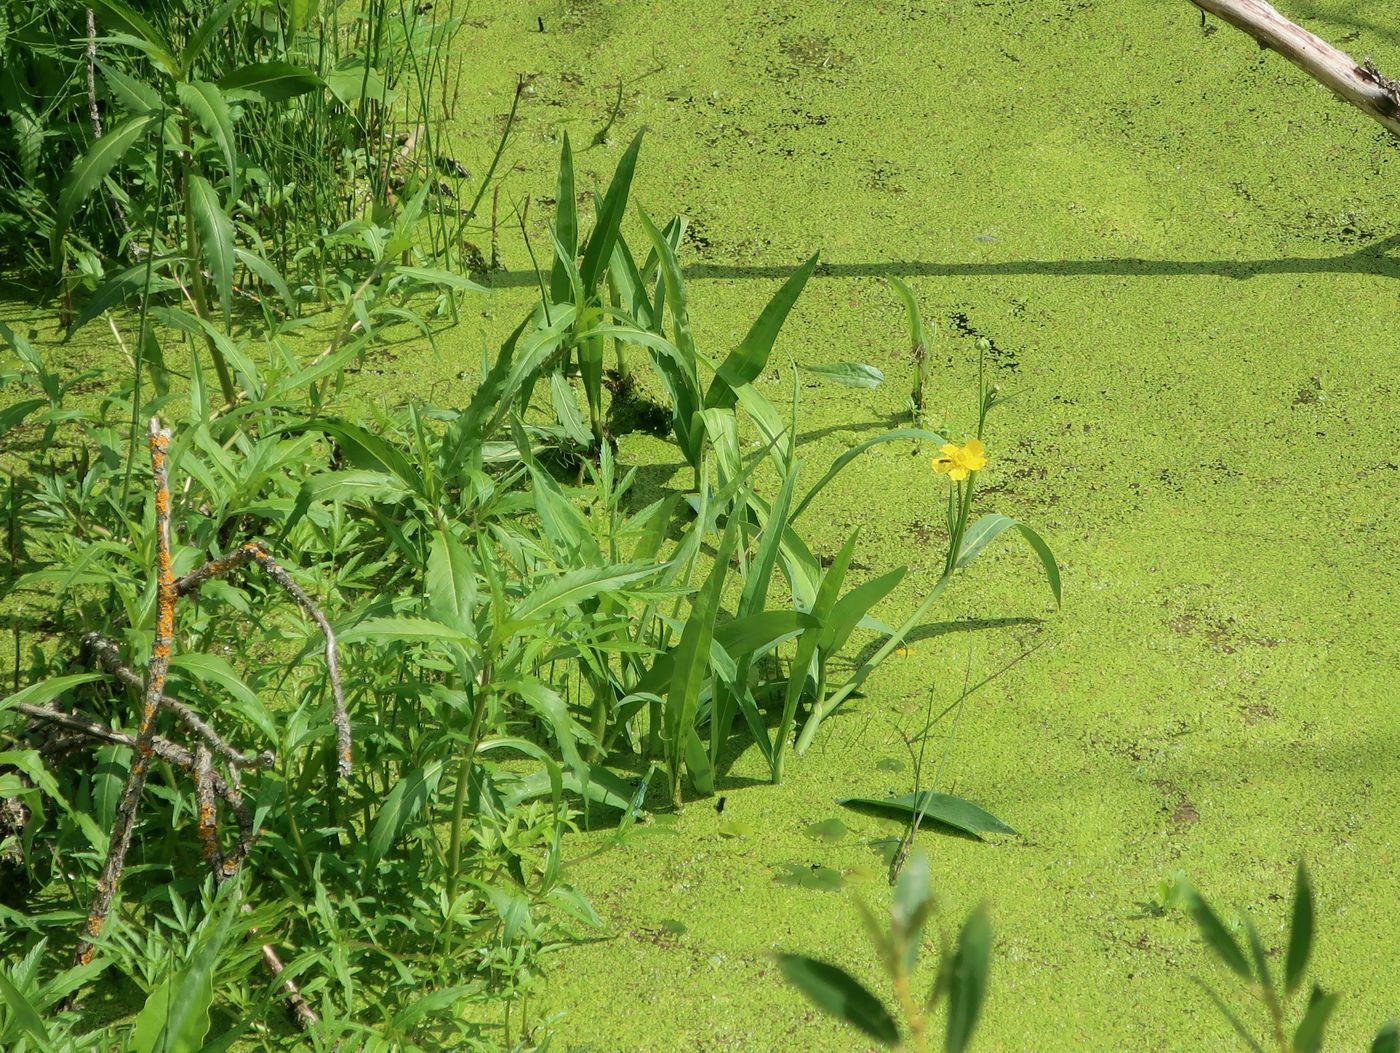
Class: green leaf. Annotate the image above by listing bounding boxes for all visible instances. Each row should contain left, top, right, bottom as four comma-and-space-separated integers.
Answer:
69, 256, 179, 334
821, 567, 906, 656
232, 247, 294, 314
776, 954, 899, 1046
505, 563, 660, 633
1285, 859, 1314, 995
338, 616, 473, 647
705, 253, 819, 410
217, 61, 322, 103
945, 905, 993, 1053
188, 174, 235, 328
1182, 885, 1252, 981
579, 130, 644, 291
1292, 986, 1339, 1053
803, 818, 849, 843
954, 514, 1061, 607
0, 398, 46, 438
129, 888, 239, 1053
88, 0, 176, 74
0, 968, 52, 1052
179, 0, 243, 76
176, 81, 239, 198
99, 62, 164, 114
427, 529, 476, 631
1372, 1021, 1400, 1053
550, 132, 578, 304
888, 275, 931, 361
168, 653, 275, 742
1190, 977, 1269, 1053
0, 674, 104, 712
366, 762, 444, 867
52, 113, 156, 264
837, 791, 1017, 839
799, 362, 885, 388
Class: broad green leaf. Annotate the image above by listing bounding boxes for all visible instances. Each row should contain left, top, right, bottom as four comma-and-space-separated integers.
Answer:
776, 954, 899, 1045
69, 256, 179, 334
0, 398, 46, 438
684, 725, 714, 795
837, 791, 1017, 839
324, 60, 391, 105
1292, 986, 1339, 1053
188, 174, 235, 328
99, 62, 163, 114
232, 247, 294, 314
218, 61, 322, 103
705, 253, 819, 410
945, 905, 993, 1053
505, 563, 660, 632
52, 113, 156, 263
774, 863, 847, 892
800, 362, 885, 388
0, 968, 52, 1051
549, 370, 593, 447
804, 818, 848, 843
821, 567, 906, 656
128, 889, 238, 1053
297, 469, 411, 504
1285, 859, 1314, 995
176, 81, 239, 198
427, 528, 476, 631
289, 418, 425, 497
1182, 885, 1252, 981
579, 130, 644, 290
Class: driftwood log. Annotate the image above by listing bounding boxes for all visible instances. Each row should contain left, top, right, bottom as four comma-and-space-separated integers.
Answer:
1192, 0, 1400, 138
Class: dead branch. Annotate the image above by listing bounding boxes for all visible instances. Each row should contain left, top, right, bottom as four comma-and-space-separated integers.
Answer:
1191, 0, 1400, 137
73, 419, 176, 969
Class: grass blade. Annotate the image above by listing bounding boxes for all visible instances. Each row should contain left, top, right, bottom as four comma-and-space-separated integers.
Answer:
1285, 859, 1314, 995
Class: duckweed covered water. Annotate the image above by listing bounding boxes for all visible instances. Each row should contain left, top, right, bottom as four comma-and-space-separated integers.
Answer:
417, 1, 1399, 1049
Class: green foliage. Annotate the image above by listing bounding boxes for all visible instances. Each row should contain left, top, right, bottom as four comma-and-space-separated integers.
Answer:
778, 851, 992, 1052
1179, 861, 1398, 1053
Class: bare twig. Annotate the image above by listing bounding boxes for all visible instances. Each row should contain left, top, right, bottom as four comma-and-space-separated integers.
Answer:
1191, 0, 1400, 137
73, 419, 175, 968
174, 543, 350, 779
82, 632, 273, 770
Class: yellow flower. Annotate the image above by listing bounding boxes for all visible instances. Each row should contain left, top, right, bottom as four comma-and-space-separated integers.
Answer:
932, 438, 986, 481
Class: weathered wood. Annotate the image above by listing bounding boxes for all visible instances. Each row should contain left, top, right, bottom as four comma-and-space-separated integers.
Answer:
1192, 0, 1400, 138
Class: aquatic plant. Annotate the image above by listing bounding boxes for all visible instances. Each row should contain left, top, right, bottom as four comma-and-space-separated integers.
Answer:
778, 850, 991, 1052
1177, 861, 1399, 1053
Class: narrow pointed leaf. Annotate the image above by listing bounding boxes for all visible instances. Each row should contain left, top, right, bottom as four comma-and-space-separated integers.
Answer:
1285, 860, 1314, 995
579, 130, 644, 290
52, 113, 155, 262
188, 174, 234, 327
705, 253, 818, 410
218, 61, 322, 103
550, 132, 577, 303
1183, 886, 1252, 981
799, 362, 885, 389
176, 81, 239, 197
776, 954, 899, 1046
945, 904, 993, 1053
1292, 986, 1339, 1053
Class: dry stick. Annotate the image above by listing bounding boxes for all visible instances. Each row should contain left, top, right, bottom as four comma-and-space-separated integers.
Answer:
83, 632, 273, 770
174, 543, 351, 779
72, 419, 175, 969
1191, 0, 1400, 137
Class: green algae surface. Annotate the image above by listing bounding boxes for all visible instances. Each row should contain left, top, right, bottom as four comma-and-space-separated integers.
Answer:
10, 0, 1400, 1048
419, 0, 1400, 1049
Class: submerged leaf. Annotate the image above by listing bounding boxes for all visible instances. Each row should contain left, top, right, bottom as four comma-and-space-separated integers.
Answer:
804, 818, 849, 843
774, 863, 847, 892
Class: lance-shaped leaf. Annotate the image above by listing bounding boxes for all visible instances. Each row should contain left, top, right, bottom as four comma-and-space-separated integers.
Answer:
838, 791, 1017, 840
1285, 859, 1314, 995
218, 61, 322, 103
188, 174, 235, 327
776, 954, 899, 1046
52, 113, 156, 264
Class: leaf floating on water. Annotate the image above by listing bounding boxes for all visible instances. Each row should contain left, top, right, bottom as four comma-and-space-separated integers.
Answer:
843, 864, 881, 882
804, 817, 849, 843
774, 863, 848, 892
718, 820, 755, 838
868, 837, 901, 865
837, 791, 1017, 840
800, 362, 885, 389
658, 919, 688, 935
875, 757, 905, 773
